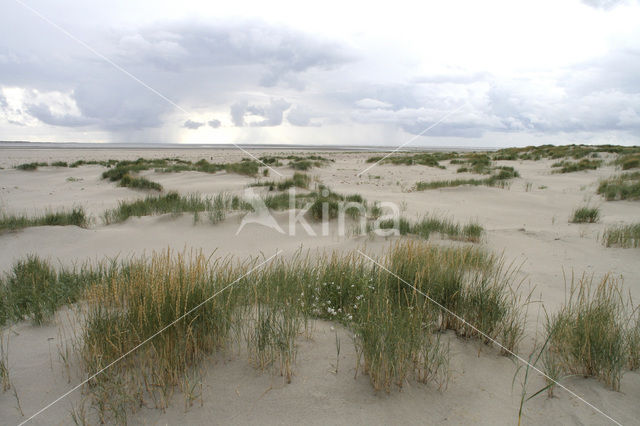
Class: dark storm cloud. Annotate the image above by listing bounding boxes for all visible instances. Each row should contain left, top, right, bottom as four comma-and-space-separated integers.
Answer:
183, 119, 204, 129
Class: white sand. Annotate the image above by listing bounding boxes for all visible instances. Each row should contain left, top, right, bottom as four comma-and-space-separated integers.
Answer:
0, 147, 638, 425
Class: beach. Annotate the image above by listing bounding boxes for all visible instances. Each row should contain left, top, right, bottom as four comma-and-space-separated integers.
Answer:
0, 146, 639, 425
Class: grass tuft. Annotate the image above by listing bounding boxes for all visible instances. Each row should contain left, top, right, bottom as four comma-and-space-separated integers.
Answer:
597, 172, 640, 201
0, 207, 88, 233
251, 172, 311, 191
602, 223, 640, 248
551, 159, 602, 173
378, 215, 484, 243
119, 174, 163, 191
415, 167, 519, 191
102, 192, 251, 224
15, 162, 48, 170
570, 206, 600, 223
544, 273, 630, 391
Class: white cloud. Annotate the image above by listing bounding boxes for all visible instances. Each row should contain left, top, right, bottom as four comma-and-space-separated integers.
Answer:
354, 98, 392, 109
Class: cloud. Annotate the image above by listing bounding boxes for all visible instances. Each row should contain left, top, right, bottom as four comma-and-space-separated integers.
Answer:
582, 0, 630, 10
355, 98, 392, 109
183, 119, 204, 129
0, 5, 638, 145
231, 98, 291, 127
287, 105, 321, 127
26, 102, 92, 127
0, 18, 352, 134
230, 101, 248, 126
114, 21, 353, 89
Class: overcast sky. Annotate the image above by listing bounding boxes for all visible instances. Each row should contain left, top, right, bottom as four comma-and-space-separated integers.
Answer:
1, 0, 639, 147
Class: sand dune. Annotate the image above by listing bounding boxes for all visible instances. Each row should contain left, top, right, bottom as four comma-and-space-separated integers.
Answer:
1, 147, 639, 425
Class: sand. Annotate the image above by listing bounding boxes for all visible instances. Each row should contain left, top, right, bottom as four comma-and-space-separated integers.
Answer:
0, 147, 638, 425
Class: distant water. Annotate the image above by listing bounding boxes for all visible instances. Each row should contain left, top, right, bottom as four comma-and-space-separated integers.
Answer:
0, 141, 496, 152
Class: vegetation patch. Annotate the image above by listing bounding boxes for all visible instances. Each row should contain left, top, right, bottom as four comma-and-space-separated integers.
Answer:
415, 167, 519, 191
1, 239, 527, 420
551, 158, 602, 173
15, 162, 48, 171
251, 172, 311, 191
570, 206, 600, 223
597, 172, 640, 201
492, 144, 639, 161
365, 152, 457, 168
119, 174, 163, 191
543, 274, 633, 391
257, 154, 332, 171
615, 153, 640, 171
102, 192, 251, 225
602, 223, 640, 248
0, 256, 98, 326
378, 215, 483, 243
0, 207, 88, 233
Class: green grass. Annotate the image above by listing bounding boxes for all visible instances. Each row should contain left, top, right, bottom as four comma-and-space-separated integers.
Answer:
102, 192, 251, 224
415, 167, 519, 191
5, 238, 640, 419
98, 158, 261, 192
258, 156, 283, 166
378, 215, 483, 242
15, 162, 48, 170
365, 152, 456, 168
256, 154, 332, 171
551, 158, 602, 173
615, 153, 640, 171
73, 240, 525, 418
602, 223, 640, 248
597, 172, 640, 201
119, 174, 163, 191
251, 172, 311, 191
544, 273, 631, 391
259, 185, 369, 222
0, 207, 88, 233
70, 159, 119, 168
0, 256, 100, 326
492, 144, 640, 161
570, 206, 600, 223
0, 239, 531, 419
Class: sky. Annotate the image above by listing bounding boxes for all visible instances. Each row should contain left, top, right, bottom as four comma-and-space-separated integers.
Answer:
1, 0, 639, 147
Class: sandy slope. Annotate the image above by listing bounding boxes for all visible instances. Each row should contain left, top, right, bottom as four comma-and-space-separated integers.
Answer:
0, 147, 639, 425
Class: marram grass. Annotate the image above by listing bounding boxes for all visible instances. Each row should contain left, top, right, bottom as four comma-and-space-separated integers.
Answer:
544, 273, 630, 391
602, 223, 640, 248
0, 207, 88, 233
570, 206, 600, 223
5, 242, 540, 420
